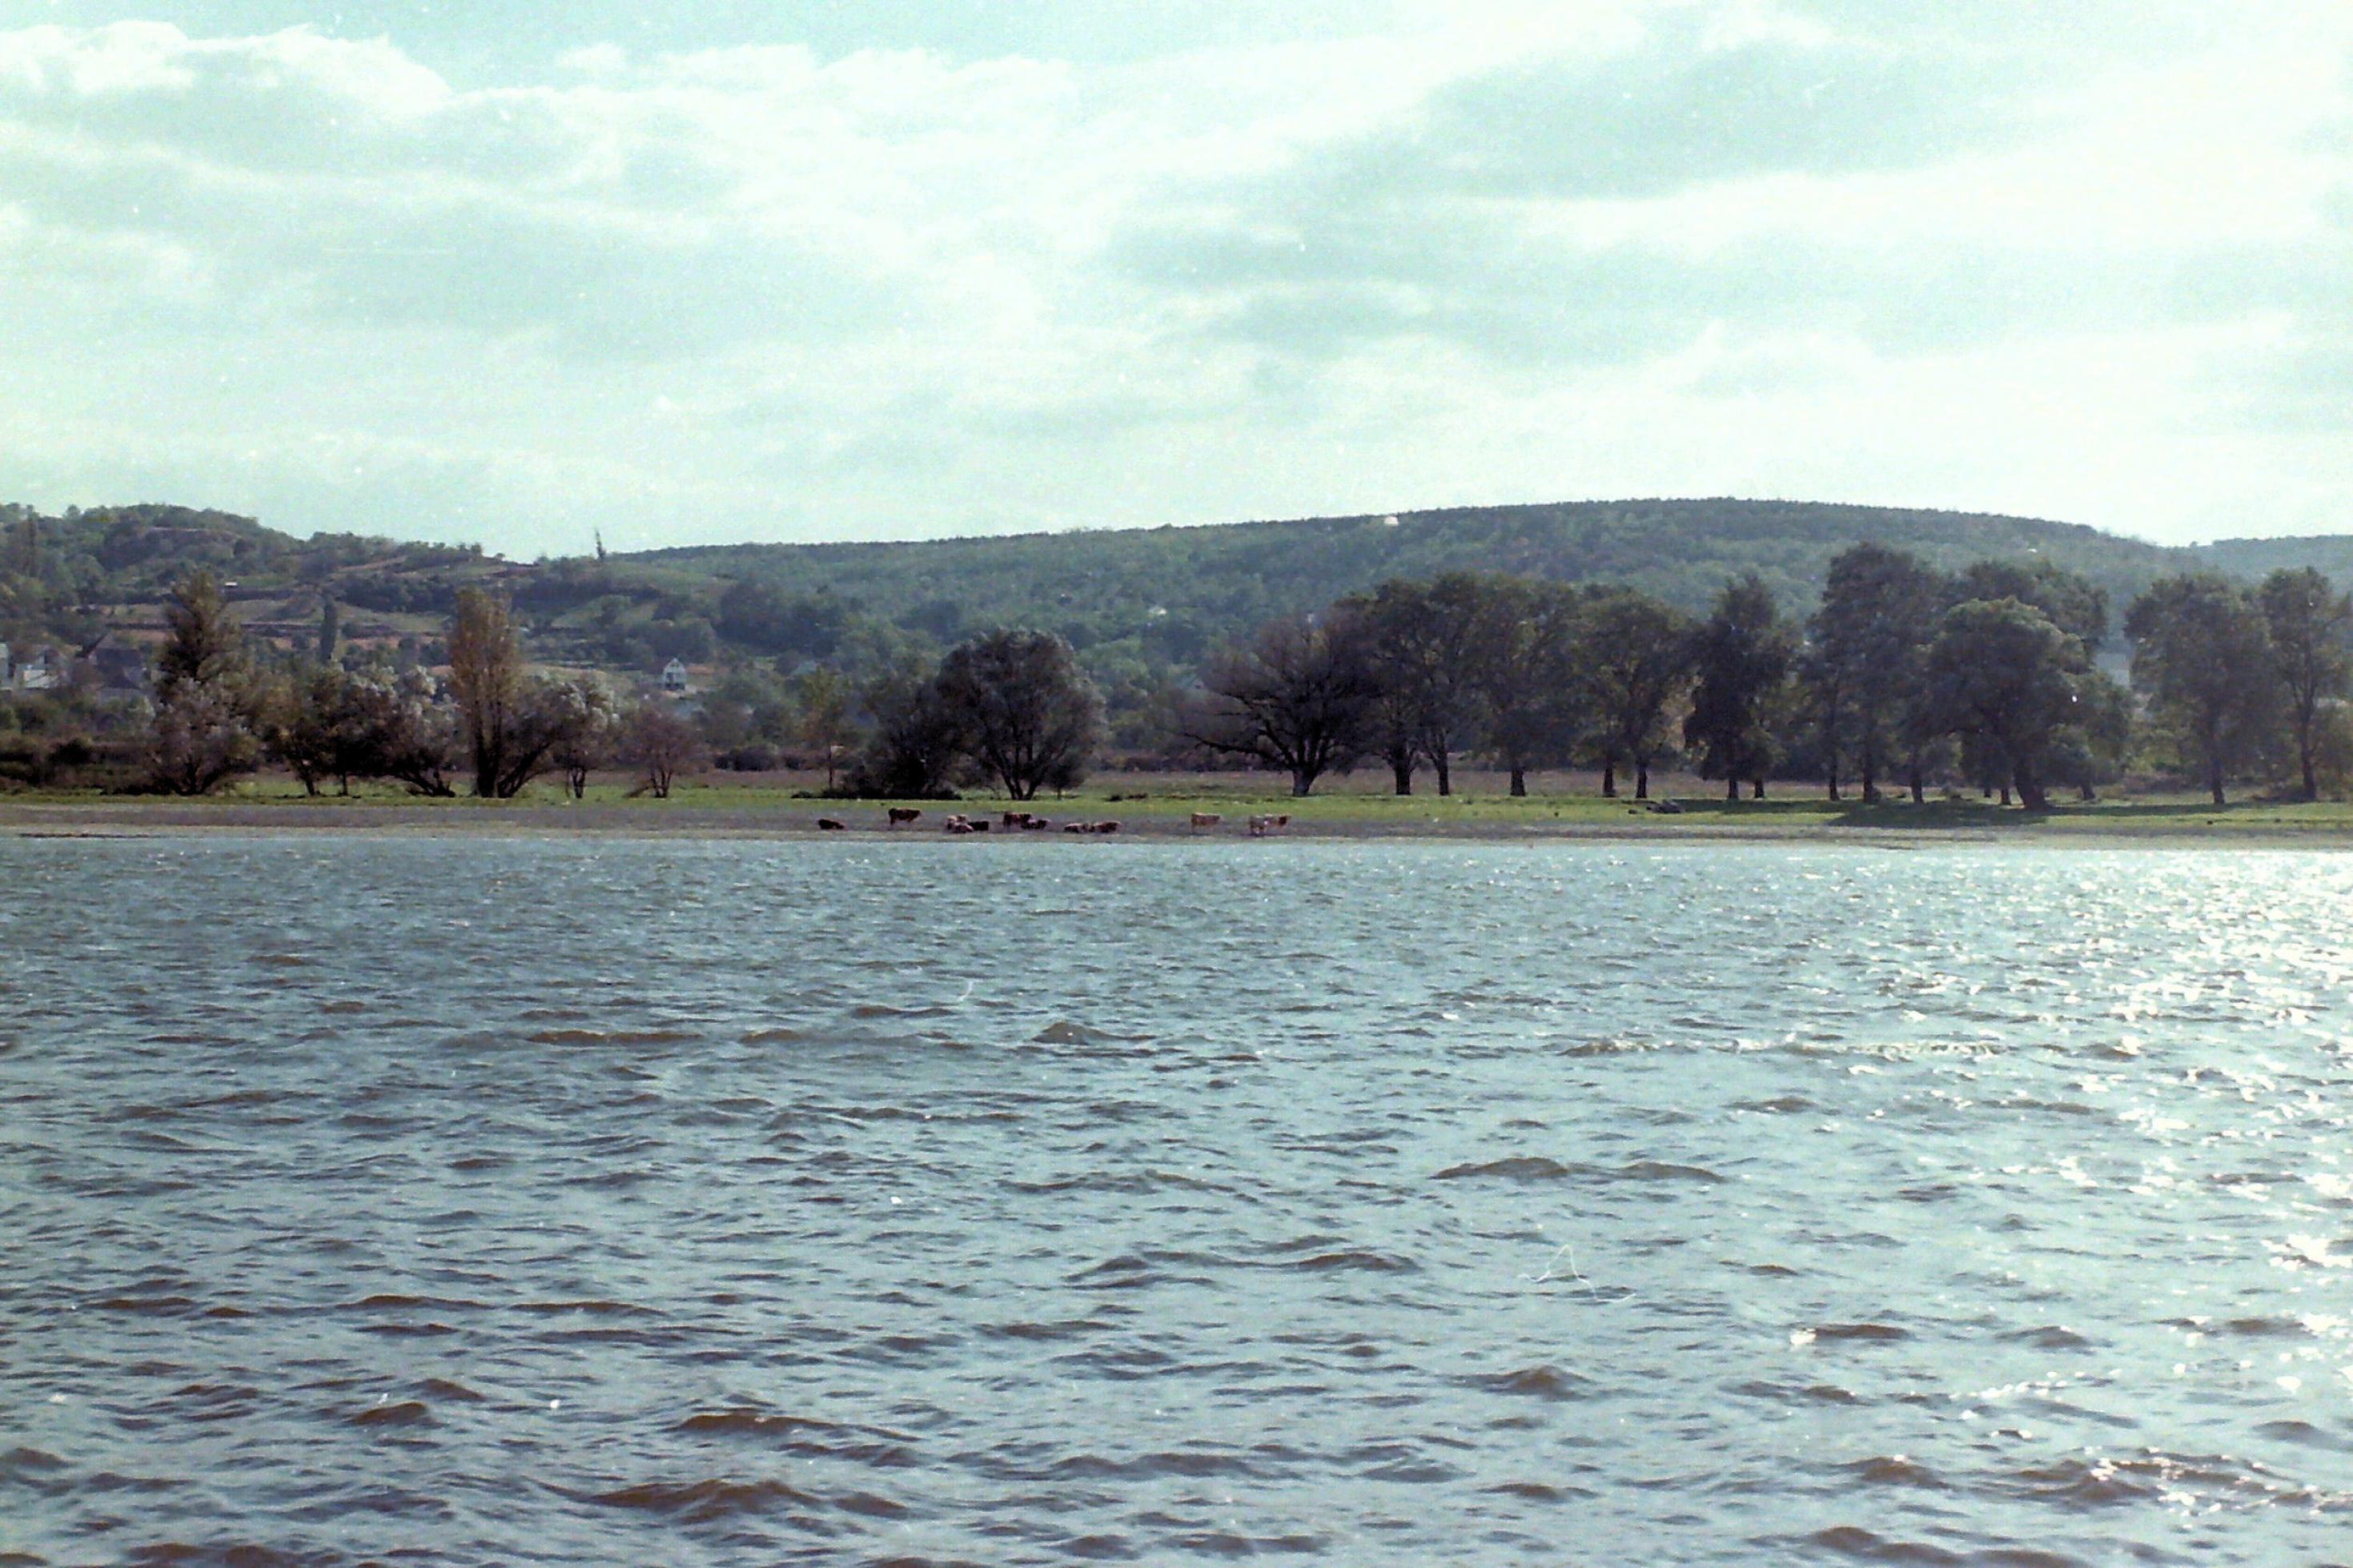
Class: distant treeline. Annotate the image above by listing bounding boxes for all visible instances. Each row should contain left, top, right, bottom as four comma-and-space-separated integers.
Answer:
1181, 548, 2351, 808
14, 497, 2353, 761
5, 543, 2348, 812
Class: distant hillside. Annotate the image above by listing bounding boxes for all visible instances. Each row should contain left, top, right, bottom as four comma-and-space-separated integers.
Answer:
2195, 535, 2353, 585
2, 497, 2337, 708
631, 499, 2190, 660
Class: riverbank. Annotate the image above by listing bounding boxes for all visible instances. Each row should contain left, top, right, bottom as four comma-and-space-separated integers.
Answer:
8, 779, 2353, 844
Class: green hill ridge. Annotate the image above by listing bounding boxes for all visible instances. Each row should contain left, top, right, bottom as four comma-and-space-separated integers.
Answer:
4, 497, 2344, 700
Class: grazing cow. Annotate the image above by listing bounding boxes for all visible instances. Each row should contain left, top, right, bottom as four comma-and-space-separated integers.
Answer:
970, 818, 991, 832
816, 817, 847, 831
887, 807, 922, 827
1248, 812, 1291, 836
1024, 817, 1051, 831
1094, 820, 1119, 834
1189, 812, 1223, 832
1002, 811, 1028, 828
1063, 821, 1086, 833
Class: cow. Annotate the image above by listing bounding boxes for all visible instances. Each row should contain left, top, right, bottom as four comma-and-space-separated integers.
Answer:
1063, 821, 1087, 833
1002, 811, 1029, 828
943, 814, 974, 834
1248, 812, 1292, 836
969, 818, 991, 832
1189, 812, 1223, 832
1094, 820, 1119, 834
1024, 817, 1051, 831
887, 807, 922, 827
816, 817, 847, 831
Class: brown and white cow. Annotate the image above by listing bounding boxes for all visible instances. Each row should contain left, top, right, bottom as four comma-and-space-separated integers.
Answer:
887, 807, 923, 827
1189, 812, 1223, 832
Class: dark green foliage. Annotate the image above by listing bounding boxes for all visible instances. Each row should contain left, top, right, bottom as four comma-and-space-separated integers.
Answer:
931, 628, 1106, 800
1468, 577, 1583, 796
715, 579, 850, 660
1924, 598, 2094, 812
2258, 567, 2352, 801
1951, 557, 2110, 652
1684, 575, 1793, 799
1573, 587, 1693, 800
1809, 543, 1943, 801
2125, 573, 2278, 806
1345, 574, 1488, 796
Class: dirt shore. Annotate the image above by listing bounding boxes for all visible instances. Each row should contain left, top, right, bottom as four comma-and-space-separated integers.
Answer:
6, 796, 2352, 848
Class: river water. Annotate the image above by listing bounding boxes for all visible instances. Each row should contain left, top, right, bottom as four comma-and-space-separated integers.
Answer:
4, 836, 2352, 1566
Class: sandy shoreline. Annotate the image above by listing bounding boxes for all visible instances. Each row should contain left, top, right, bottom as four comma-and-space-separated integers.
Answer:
6, 797, 2351, 848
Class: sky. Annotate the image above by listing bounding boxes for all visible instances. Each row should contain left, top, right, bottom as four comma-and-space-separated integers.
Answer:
2, 2, 2351, 556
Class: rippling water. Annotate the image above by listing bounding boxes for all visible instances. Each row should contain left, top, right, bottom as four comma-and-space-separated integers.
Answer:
6, 836, 2353, 1566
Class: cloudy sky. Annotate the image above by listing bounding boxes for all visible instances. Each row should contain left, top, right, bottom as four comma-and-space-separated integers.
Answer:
2, 2, 2350, 555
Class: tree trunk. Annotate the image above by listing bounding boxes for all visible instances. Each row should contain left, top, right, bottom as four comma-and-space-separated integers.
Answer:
1433, 751, 1452, 796
1390, 755, 1413, 796
1602, 760, 1617, 798
1998, 783, 2012, 807
1860, 740, 1878, 804
1750, 778, 1765, 800
1508, 764, 1526, 797
1634, 760, 1649, 800
2303, 744, 2319, 803
2210, 766, 2226, 808
2015, 768, 2050, 812
1909, 765, 1925, 805
1725, 776, 1738, 801
2078, 782, 2095, 802
1291, 766, 1314, 797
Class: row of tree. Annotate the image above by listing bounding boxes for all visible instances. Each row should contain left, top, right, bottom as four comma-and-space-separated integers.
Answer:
146, 576, 704, 799
139, 571, 1117, 804
128, 547, 2353, 810
1183, 547, 2353, 807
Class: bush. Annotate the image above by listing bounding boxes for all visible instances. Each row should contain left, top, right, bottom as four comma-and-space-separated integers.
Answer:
714, 743, 781, 772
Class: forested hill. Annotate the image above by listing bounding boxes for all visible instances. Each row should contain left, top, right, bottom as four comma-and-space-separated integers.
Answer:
632, 499, 2190, 648
4, 495, 2343, 689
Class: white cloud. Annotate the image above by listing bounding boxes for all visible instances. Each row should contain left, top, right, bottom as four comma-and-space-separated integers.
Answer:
0, 3, 2351, 551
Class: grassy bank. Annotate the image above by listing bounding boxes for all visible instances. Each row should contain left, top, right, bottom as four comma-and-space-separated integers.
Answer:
6, 768, 2353, 843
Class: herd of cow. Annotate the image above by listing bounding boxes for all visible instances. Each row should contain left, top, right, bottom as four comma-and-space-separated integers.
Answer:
808, 808, 1292, 836
1189, 812, 1294, 836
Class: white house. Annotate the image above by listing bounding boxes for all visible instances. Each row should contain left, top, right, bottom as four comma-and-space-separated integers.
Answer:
661, 658, 689, 695
13, 647, 59, 692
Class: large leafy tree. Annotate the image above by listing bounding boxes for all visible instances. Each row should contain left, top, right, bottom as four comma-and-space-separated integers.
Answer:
1925, 597, 2094, 812
1953, 558, 2110, 653
1347, 574, 1487, 796
1574, 587, 1692, 800
2258, 567, 2352, 801
1186, 612, 1379, 796
931, 628, 1106, 800
2126, 572, 2279, 806
848, 655, 969, 798
1468, 576, 1582, 797
791, 666, 857, 792
1810, 543, 1944, 801
1684, 574, 1793, 800
147, 569, 262, 795
445, 589, 598, 798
